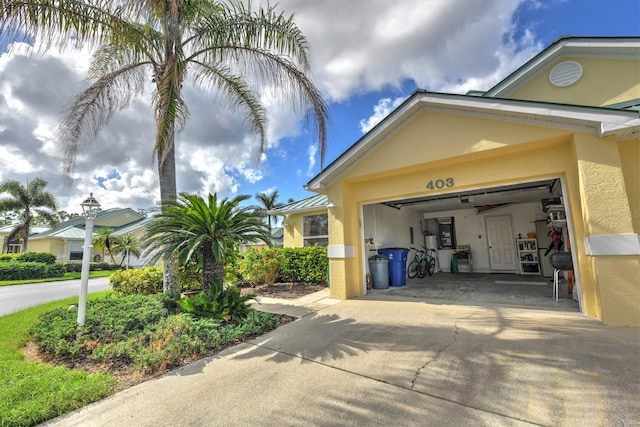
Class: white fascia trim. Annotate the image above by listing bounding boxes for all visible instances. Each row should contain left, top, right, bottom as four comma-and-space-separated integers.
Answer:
584, 234, 640, 256
327, 245, 355, 259
307, 93, 640, 190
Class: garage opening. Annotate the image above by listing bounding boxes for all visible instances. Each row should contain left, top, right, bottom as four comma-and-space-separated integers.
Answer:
361, 178, 580, 312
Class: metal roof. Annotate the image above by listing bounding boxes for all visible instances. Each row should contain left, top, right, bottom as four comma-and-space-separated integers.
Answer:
267, 194, 327, 215
30, 225, 86, 240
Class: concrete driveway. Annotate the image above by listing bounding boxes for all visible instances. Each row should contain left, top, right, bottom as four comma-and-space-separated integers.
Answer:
45, 288, 639, 426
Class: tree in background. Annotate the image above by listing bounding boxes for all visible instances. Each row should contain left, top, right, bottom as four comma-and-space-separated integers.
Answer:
112, 233, 141, 269
143, 193, 269, 289
0, 1, 328, 296
0, 178, 58, 253
92, 227, 119, 265
255, 190, 283, 234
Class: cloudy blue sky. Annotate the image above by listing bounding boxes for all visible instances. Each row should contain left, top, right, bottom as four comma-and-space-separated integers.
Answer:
0, 0, 638, 214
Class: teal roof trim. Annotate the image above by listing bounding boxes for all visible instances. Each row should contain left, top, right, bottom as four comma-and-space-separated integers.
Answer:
267, 194, 327, 215
604, 98, 640, 111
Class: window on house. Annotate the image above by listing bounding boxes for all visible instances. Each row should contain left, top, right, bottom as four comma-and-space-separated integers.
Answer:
7, 243, 21, 254
69, 241, 83, 261
303, 214, 328, 247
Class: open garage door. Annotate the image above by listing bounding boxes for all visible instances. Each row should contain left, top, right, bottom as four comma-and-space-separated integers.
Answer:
361, 178, 580, 311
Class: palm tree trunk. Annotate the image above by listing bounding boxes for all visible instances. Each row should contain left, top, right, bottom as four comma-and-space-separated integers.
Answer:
202, 244, 216, 290
158, 138, 180, 296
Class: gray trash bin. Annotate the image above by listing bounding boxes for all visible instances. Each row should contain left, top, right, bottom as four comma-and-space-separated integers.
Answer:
368, 254, 389, 289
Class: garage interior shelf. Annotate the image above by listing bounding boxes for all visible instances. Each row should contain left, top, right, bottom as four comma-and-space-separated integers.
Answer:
517, 238, 540, 275
545, 204, 567, 228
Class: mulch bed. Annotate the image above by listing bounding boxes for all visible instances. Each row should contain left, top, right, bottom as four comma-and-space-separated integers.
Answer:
240, 282, 328, 299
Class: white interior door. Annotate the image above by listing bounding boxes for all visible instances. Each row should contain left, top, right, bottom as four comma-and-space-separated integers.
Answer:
486, 215, 517, 271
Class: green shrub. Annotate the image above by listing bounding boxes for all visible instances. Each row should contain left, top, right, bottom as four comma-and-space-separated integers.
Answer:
109, 267, 164, 296
30, 294, 172, 358
240, 248, 286, 285
219, 311, 278, 342
0, 261, 65, 281
278, 246, 328, 283
0, 253, 19, 262
30, 293, 279, 373
16, 251, 57, 264
223, 252, 243, 285
64, 262, 118, 273
177, 281, 256, 322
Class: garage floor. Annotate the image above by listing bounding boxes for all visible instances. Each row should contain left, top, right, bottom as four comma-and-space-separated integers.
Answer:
364, 272, 580, 313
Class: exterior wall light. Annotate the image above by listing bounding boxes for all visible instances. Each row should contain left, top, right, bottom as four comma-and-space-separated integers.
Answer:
327, 202, 336, 215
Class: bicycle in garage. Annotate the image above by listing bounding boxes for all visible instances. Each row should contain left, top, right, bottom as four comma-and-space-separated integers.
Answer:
407, 246, 437, 278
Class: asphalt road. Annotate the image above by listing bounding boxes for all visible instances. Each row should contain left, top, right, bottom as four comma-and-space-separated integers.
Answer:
0, 277, 112, 316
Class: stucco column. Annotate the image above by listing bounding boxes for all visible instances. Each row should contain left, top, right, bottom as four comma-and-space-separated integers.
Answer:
573, 135, 639, 326
326, 183, 362, 299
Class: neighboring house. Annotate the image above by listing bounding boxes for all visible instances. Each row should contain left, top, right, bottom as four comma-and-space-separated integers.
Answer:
8, 208, 148, 266
239, 226, 285, 252
268, 194, 328, 248
0, 226, 51, 254
271, 36, 640, 326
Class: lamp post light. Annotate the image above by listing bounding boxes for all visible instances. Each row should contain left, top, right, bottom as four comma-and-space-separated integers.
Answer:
77, 193, 100, 328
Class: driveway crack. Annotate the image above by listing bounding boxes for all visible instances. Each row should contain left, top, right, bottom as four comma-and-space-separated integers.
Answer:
411, 312, 474, 389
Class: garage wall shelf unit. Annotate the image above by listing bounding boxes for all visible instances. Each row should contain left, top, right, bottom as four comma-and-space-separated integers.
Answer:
545, 204, 567, 228
517, 238, 540, 275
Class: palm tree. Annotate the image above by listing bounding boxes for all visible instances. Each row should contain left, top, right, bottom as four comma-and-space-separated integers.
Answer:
0, 1, 329, 296
143, 193, 269, 290
112, 233, 141, 269
0, 178, 58, 253
92, 227, 119, 265
255, 190, 283, 233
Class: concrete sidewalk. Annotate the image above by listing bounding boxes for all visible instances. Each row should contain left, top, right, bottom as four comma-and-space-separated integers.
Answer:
44, 289, 640, 426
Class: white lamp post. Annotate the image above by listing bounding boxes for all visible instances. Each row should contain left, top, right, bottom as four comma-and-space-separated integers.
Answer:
77, 193, 100, 328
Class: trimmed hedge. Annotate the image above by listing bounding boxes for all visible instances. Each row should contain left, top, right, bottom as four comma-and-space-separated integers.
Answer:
0, 261, 65, 281
109, 267, 164, 297
64, 262, 117, 273
239, 246, 328, 285
278, 246, 328, 283
0, 251, 56, 264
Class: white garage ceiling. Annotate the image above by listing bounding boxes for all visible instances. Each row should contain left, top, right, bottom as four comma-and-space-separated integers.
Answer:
383, 179, 559, 214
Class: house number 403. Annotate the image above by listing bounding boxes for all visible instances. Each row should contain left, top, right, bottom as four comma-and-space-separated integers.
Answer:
426, 178, 455, 190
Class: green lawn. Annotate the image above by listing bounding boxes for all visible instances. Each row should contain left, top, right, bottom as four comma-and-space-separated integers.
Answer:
0, 291, 117, 427
0, 270, 115, 287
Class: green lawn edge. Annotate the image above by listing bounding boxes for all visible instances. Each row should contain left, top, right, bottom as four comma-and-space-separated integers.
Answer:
0, 291, 117, 427
0, 270, 115, 287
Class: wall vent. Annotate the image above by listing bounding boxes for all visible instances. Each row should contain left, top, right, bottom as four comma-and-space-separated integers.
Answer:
549, 61, 583, 87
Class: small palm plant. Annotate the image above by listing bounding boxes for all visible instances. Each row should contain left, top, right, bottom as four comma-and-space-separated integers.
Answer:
143, 193, 270, 290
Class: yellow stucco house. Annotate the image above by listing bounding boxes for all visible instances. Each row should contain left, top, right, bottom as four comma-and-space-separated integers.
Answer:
1, 208, 150, 266
271, 36, 640, 326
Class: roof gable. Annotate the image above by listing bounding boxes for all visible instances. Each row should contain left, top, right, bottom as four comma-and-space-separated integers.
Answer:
306, 91, 640, 191
484, 36, 640, 99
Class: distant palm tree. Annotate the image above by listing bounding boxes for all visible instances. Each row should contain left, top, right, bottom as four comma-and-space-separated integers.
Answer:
255, 190, 283, 233
92, 227, 119, 265
0, 178, 58, 253
112, 233, 141, 269
0, 0, 329, 296
143, 193, 269, 289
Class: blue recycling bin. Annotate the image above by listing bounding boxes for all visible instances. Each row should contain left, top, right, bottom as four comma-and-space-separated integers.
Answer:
378, 248, 409, 287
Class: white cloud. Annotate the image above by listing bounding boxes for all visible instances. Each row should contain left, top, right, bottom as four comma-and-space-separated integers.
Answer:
0, 0, 551, 210
359, 97, 408, 134
306, 144, 317, 177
